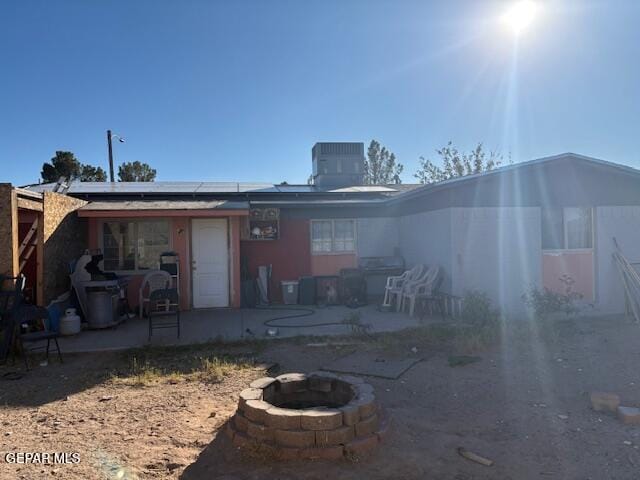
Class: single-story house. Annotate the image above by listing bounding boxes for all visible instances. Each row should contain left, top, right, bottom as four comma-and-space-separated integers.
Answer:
3, 143, 640, 316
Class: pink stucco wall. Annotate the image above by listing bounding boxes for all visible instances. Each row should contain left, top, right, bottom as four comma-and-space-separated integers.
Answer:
229, 217, 241, 308
542, 250, 594, 302
310, 253, 357, 276
87, 216, 241, 311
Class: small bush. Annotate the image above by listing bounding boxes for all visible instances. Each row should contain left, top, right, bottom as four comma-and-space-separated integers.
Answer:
342, 312, 372, 336
196, 356, 249, 383
460, 291, 500, 328
110, 348, 253, 387
370, 292, 500, 354
522, 275, 583, 319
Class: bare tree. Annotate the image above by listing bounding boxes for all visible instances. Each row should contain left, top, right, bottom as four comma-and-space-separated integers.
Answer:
414, 141, 506, 184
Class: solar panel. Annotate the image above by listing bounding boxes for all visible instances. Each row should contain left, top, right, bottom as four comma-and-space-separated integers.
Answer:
274, 185, 316, 193
328, 186, 397, 193
53, 181, 405, 196
65, 181, 279, 194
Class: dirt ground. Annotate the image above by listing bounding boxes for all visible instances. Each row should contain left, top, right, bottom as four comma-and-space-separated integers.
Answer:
2, 314, 640, 480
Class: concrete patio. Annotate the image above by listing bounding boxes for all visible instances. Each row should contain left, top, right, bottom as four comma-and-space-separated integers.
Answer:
58, 305, 428, 353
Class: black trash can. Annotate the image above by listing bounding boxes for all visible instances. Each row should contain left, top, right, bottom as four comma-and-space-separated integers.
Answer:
298, 276, 316, 305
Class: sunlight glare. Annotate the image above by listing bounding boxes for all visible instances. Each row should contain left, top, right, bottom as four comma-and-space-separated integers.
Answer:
502, 1, 538, 35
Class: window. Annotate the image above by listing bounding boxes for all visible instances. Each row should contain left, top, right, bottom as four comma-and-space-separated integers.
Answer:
333, 220, 355, 252
311, 219, 355, 254
541, 207, 592, 250
102, 220, 170, 271
541, 208, 564, 250
565, 208, 593, 249
311, 220, 332, 253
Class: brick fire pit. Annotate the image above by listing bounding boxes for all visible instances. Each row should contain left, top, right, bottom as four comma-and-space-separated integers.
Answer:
225, 372, 389, 460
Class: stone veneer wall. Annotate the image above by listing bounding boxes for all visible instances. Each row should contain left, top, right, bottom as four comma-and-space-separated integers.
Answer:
0, 184, 19, 277
41, 192, 88, 304
0, 185, 87, 304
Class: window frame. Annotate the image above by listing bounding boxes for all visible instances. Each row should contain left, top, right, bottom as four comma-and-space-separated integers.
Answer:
99, 218, 172, 273
541, 207, 594, 252
310, 219, 357, 255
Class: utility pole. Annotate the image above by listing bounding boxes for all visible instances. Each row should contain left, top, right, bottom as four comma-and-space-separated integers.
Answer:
107, 129, 115, 182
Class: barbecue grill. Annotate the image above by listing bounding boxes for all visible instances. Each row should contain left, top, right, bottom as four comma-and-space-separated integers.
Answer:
358, 256, 405, 297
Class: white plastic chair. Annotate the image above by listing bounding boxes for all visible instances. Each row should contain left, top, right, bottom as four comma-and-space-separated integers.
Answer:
139, 270, 172, 318
400, 265, 442, 317
395, 265, 432, 312
383, 264, 426, 308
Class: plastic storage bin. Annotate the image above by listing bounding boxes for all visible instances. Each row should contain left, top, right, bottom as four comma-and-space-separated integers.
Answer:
281, 281, 299, 305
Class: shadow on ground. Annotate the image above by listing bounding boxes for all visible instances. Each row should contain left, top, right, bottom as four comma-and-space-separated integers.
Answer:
180, 421, 366, 480
0, 352, 119, 407
180, 423, 242, 479
0, 342, 259, 408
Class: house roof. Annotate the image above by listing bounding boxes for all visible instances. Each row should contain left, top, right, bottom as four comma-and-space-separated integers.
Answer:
77, 199, 250, 218
78, 200, 249, 211
22, 153, 640, 210
387, 152, 640, 205
25, 181, 419, 196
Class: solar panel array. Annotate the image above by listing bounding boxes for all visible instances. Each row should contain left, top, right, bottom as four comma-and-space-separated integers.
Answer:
62, 181, 280, 194
25, 181, 407, 195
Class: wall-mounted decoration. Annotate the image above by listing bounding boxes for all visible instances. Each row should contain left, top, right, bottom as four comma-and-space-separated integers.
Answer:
243, 208, 280, 240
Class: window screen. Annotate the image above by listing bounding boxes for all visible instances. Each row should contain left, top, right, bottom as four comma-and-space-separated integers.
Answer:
137, 221, 170, 269
333, 220, 355, 252
103, 221, 136, 270
102, 220, 170, 271
311, 220, 333, 253
565, 207, 592, 249
541, 207, 592, 250
311, 219, 356, 253
541, 208, 564, 250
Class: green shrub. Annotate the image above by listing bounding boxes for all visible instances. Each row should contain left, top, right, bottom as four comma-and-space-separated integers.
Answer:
522, 275, 583, 319
460, 290, 500, 327
342, 311, 372, 336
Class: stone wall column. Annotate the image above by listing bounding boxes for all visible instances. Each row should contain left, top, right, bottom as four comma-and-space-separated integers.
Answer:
42, 192, 87, 304
0, 184, 19, 278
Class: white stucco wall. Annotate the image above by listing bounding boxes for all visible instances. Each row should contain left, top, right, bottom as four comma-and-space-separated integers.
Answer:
356, 217, 400, 257
398, 208, 453, 292
450, 207, 541, 314
374, 204, 640, 316
595, 206, 640, 314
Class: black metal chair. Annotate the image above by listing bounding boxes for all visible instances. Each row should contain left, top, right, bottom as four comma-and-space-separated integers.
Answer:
147, 288, 180, 341
16, 305, 63, 370
0, 275, 25, 364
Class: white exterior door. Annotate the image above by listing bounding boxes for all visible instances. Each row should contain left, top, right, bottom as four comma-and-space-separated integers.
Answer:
191, 219, 229, 308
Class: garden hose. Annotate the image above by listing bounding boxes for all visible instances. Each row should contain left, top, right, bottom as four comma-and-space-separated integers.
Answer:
255, 305, 352, 329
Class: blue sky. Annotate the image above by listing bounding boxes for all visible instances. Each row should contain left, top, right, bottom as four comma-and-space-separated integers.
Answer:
1, 0, 638, 185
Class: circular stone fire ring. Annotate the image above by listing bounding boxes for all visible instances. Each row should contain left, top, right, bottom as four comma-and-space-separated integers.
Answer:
225, 372, 389, 460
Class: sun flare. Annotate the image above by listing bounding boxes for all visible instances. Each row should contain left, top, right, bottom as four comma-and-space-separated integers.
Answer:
502, 1, 538, 35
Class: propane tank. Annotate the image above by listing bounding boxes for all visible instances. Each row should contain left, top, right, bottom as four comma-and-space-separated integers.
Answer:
59, 308, 81, 336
